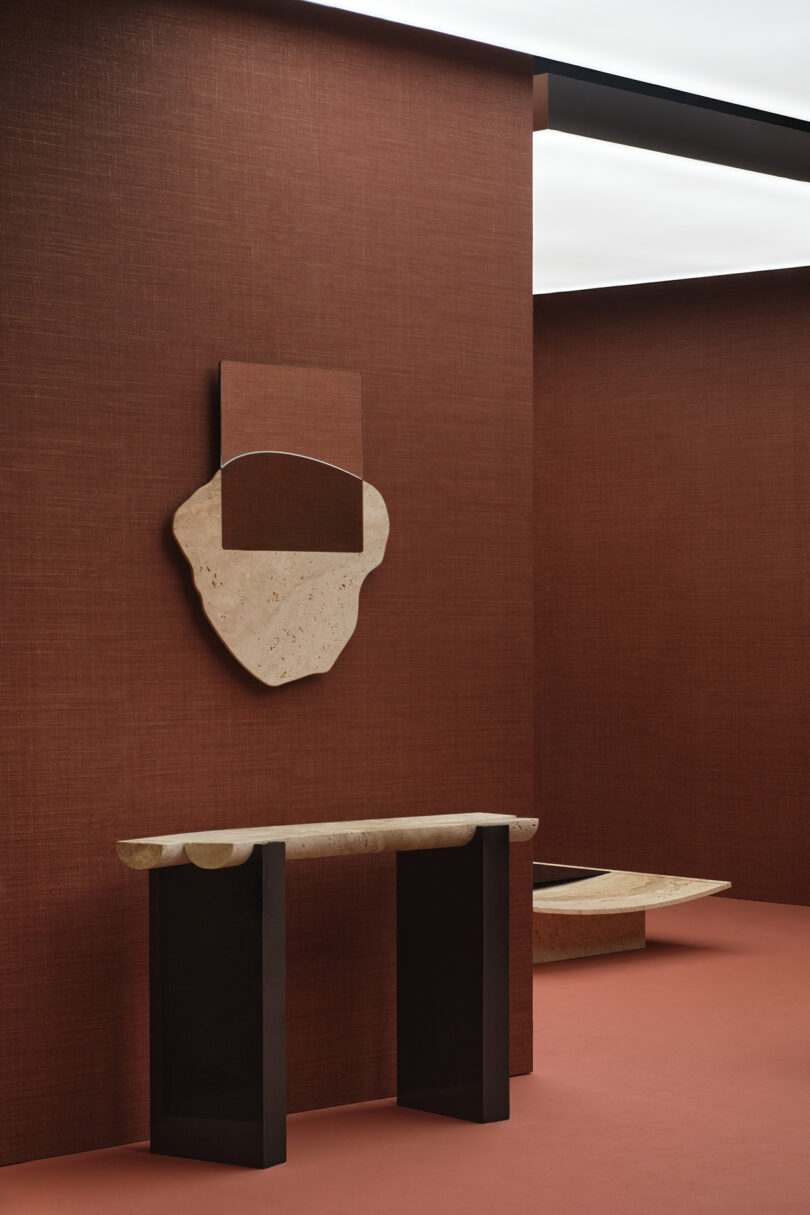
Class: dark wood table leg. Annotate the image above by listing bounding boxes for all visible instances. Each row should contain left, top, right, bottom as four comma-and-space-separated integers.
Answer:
149, 843, 286, 1167
396, 824, 510, 1123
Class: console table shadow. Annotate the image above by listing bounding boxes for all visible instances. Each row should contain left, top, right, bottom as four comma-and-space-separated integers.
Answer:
116, 812, 538, 1168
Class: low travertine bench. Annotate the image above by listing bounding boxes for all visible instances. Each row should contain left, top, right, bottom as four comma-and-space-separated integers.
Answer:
532, 863, 731, 963
117, 813, 538, 1168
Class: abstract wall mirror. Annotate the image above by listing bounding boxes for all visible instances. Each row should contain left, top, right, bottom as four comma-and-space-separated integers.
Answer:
174, 362, 389, 686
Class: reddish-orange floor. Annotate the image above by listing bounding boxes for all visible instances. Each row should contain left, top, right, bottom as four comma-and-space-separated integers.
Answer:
4, 896, 809, 1215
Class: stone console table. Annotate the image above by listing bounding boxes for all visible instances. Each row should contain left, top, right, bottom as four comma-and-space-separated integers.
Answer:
117, 813, 538, 1168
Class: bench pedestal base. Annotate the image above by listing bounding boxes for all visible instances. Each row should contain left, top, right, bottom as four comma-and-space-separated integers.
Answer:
532, 910, 646, 964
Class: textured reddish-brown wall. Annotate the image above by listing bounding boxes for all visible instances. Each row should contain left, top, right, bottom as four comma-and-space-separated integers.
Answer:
0, 0, 533, 1165
534, 268, 810, 906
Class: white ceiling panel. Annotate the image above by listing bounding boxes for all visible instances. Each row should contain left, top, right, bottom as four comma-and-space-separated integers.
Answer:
306, 0, 810, 120
533, 131, 810, 293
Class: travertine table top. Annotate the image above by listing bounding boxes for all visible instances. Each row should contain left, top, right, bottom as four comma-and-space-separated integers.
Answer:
117, 812, 538, 871
532, 863, 730, 915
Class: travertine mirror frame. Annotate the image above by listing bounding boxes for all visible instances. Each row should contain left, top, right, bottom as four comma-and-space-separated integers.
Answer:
173, 362, 389, 686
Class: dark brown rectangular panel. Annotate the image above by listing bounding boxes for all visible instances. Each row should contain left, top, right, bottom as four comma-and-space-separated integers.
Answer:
220, 362, 363, 475
535, 267, 810, 907
508, 840, 533, 1078
397, 826, 510, 1124
149, 845, 286, 1168
0, 0, 533, 1166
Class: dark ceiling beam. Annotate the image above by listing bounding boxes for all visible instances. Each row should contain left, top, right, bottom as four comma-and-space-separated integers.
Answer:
532, 64, 810, 183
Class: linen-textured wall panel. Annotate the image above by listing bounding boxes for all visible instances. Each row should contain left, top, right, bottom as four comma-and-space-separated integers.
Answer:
534, 269, 809, 906
0, 0, 533, 1164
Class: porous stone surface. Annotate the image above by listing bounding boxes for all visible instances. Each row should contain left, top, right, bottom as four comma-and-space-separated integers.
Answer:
532, 909, 646, 964
173, 470, 389, 686
116, 813, 540, 870
532, 867, 731, 915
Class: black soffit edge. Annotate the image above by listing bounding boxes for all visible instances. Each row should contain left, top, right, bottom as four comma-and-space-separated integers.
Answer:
532, 58, 810, 183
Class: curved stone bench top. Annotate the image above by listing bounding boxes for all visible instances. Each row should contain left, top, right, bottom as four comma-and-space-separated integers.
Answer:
117, 812, 538, 871
532, 864, 730, 915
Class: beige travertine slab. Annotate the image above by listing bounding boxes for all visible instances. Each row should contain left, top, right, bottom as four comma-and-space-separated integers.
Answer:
533, 910, 646, 964
532, 864, 730, 915
117, 812, 539, 871
173, 471, 388, 686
